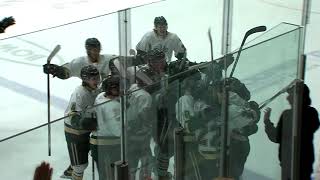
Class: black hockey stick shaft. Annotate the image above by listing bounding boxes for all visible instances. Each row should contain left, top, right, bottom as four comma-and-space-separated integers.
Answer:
208, 27, 218, 81
259, 79, 302, 109
208, 28, 214, 62
46, 45, 61, 156
229, 26, 266, 78
92, 157, 95, 180
47, 64, 51, 156
259, 90, 285, 110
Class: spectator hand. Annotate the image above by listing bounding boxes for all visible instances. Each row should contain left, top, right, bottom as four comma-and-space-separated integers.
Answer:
33, 161, 53, 180
263, 107, 272, 125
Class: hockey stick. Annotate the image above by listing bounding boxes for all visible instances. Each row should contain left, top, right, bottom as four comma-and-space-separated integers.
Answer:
208, 28, 214, 62
259, 79, 303, 109
92, 157, 95, 180
189, 152, 202, 180
46, 45, 61, 156
208, 27, 217, 80
47, 45, 61, 63
229, 26, 266, 78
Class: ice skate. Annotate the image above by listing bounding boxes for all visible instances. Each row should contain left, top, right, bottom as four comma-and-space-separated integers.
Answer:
60, 165, 73, 179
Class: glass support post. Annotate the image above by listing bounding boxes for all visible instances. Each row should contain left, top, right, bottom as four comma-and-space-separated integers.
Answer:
291, 0, 311, 179
117, 9, 132, 179
220, 0, 233, 177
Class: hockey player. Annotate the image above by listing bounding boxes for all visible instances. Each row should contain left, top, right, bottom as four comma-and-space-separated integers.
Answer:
135, 49, 167, 92
43, 37, 117, 80
189, 77, 258, 180
174, 72, 210, 180
126, 77, 154, 180
63, 65, 101, 180
135, 49, 177, 180
136, 16, 186, 64
90, 75, 121, 180
191, 80, 221, 180
218, 78, 260, 180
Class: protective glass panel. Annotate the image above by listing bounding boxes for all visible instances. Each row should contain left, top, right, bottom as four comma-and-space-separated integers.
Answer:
0, 95, 123, 180
226, 23, 301, 180
0, 117, 96, 180
174, 65, 221, 180
0, 12, 119, 139
90, 96, 122, 180
0, 1, 305, 180
124, 73, 181, 179
243, 22, 302, 49
0, 11, 121, 180
131, 0, 224, 61
232, 0, 303, 52
129, 0, 224, 179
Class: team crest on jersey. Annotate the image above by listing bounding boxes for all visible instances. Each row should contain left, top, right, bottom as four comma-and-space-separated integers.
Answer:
153, 45, 168, 54
0, 37, 65, 66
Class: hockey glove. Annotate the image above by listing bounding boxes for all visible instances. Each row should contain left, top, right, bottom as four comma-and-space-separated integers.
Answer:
80, 116, 97, 131
43, 64, 69, 79
248, 100, 261, 121
70, 113, 82, 129
175, 52, 185, 60
135, 50, 148, 65
69, 110, 97, 130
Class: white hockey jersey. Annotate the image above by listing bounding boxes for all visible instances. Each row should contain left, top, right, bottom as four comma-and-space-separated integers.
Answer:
136, 31, 186, 63
92, 92, 121, 137
64, 85, 100, 126
126, 84, 153, 140
127, 83, 152, 122
62, 54, 118, 79
175, 93, 195, 128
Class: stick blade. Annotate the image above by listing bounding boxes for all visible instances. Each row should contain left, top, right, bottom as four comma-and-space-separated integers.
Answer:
245, 26, 267, 37
208, 27, 212, 42
47, 45, 61, 63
